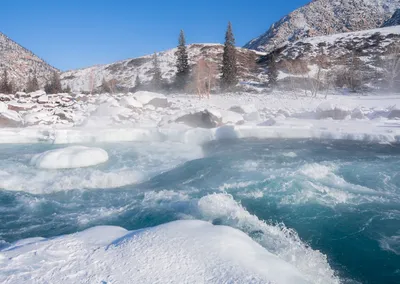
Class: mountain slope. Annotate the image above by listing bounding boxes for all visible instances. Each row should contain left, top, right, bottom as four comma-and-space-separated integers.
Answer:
61, 44, 263, 92
258, 25, 400, 91
382, 9, 400, 27
244, 0, 400, 53
0, 32, 58, 89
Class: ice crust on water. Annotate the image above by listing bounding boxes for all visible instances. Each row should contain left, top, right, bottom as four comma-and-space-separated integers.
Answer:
30, 146, 109, 169
0, 220, 313, 284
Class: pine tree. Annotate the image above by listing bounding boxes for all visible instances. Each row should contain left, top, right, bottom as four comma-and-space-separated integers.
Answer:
134, 75, 141, 91
151, 52, 162, 90
267, 54, 278, 88
175, 30, 190, 90
99, 77, 111, 93
26, 73, 40, 93
221, 21, 238, 90
0, 69, 13, 94
44, 72, 62, 94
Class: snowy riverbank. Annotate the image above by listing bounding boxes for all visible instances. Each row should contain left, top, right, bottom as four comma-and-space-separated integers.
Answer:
1, 91, 400, 144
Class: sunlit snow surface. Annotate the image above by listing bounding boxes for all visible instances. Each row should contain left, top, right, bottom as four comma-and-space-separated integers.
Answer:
0, 139, 399, 283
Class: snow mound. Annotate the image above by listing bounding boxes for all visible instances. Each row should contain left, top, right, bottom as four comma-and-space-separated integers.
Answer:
0, 220, 310, 284
30, 146, 109, 169
132, 91, 168, 107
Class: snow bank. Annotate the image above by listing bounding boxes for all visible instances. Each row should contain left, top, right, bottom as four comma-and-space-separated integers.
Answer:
30, 146, 109, 169
0, 220, 311, 284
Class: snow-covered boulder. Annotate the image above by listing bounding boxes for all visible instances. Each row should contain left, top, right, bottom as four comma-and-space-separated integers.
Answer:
0, 101, 7, 113
0, 109, 23, 127
219, 110, 245, 125
120, 97, 143, 109
351, 108, 366, 119
244, 111, 261, 122
144, 105, 156, 111
15, 91, 28, 98
7, 101, 36, 112
31, 146, 109, 169
37, 94, 49, 104
388, 106, 400, 119
133, 91, 169, 108
316, 101, 350, 120
175, 109, 221, 128
229, 104, 257, 114
258, 118, 277, 126
29, 90, 46, 98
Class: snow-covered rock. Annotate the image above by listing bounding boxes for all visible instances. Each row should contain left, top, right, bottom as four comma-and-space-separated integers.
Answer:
37, 94, 49, 104
175, 109, 221, 128
219, 110, 245, 125
0, 109, 23, 127
0, 220, 312, 284
388, 106, 400, 119
258, 118, 277, 126
229, 104, 257, 114
29, 90, 46, 98
351, 108, 366, 120
316, 101, 351, 120
120, 97, 143, 109
7, 101, 36, 112
133, 91, 169, 107
30, 146, 109, 169
244, 111, 261, 122
0, 101, 7, 113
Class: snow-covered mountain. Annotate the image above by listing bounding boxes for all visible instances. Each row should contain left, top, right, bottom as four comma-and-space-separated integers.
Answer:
382, 9, 400, 27
259, 25, 400, 90
0, 32, 58, 89
61, 44, 263, 93
244, 0, 400, 53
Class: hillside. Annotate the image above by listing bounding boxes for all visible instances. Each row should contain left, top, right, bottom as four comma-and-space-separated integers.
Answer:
259, 25, 400, 92
0, 32, 58, 89
61, 44, 264, 93
244, 0, 400, 53
382, 9, 400, 27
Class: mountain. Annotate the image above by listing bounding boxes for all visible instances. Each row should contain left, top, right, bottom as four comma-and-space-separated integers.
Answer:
0, 32, 58, 90
382, 9, 400, 27
258, 25, 400, 91
244, 0, 400, 53
61, 44, 264, 93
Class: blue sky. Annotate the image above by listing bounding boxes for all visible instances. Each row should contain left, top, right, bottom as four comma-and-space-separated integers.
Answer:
2, 0, 309, 71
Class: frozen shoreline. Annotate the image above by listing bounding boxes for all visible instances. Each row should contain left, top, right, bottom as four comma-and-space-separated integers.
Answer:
0, 91, 400, 145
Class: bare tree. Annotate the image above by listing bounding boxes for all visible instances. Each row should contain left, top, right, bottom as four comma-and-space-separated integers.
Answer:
193, 58, 217, 99
308, 46, 329, 97
383, 43, 400, 92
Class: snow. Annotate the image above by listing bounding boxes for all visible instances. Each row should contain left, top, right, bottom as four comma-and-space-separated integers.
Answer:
30, 146, 109, 169
132, 91, 166, 105
0, 91, 399, 144
0, 220, 314, 284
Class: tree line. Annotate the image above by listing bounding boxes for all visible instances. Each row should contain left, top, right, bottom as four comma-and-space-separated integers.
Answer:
98, 22, 239, 95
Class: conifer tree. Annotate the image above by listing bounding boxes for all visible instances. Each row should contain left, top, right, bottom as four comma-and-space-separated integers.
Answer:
151, 52, 162, 90
221, 22, 238, 90
26, 73, 40, 93
268, 53, 278, 88
175, 30, 190, 90
0, 69, 13, 94
134, 75, 141, 91
44, 72, 62, 94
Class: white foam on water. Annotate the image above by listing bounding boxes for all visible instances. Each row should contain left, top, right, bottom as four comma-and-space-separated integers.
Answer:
290, 162, 390, 206
379, 234, 400, 255
283, 152, 298, 158
196, 193, 340, 284
218, 181, 259, 191
0, 168, 144, 194
0, 220, 312, 284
